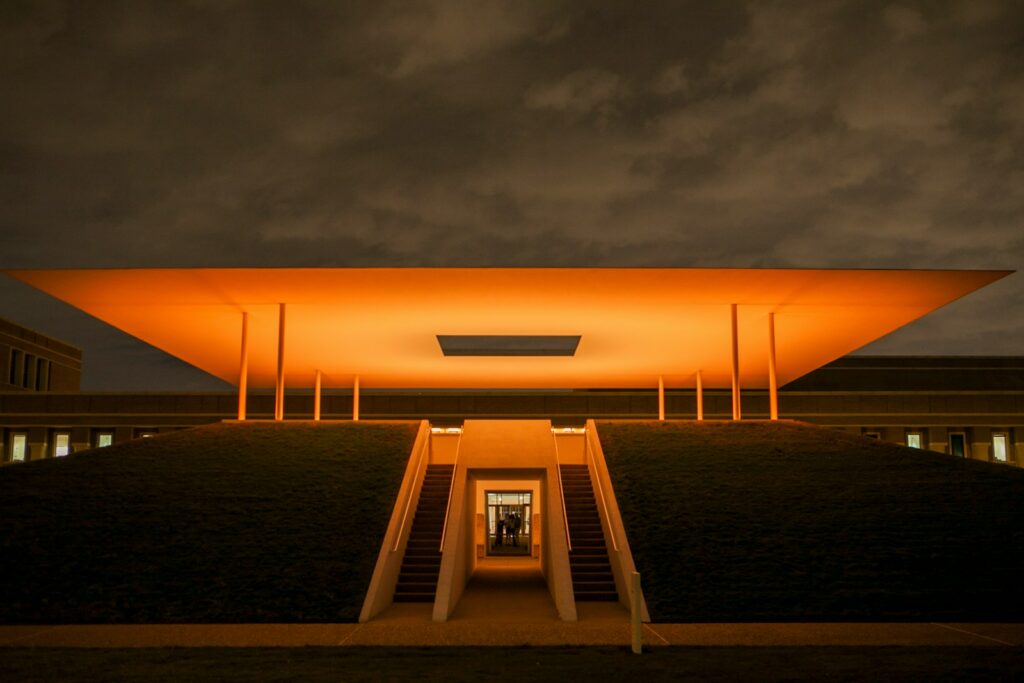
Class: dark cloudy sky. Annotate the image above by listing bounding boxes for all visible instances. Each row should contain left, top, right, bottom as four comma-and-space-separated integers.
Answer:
1, 1, 1022, 390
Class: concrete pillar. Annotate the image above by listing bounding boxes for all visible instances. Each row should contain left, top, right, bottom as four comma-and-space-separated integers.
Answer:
730, 304, 741, 420
695, 370, 704, 421
275, 303, 286, 421
970, 427, 991, 461
71, 426, 90, 454
353, 375, 360, 421
27, 427, 47, 461
767, 312, 778, 421
314, 369, 322, 421
114, 426, 134, 445
657, 376, 665, 421
238, 311, 249, 421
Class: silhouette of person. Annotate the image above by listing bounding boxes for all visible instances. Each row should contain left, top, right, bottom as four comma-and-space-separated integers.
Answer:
495, 516, 504, 547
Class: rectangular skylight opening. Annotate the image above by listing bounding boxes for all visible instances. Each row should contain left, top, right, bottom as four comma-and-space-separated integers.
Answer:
437, 335, 581, 357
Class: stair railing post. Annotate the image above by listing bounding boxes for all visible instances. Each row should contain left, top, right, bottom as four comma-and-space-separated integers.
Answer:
587, 431, 619, 552
553, 431, 572, 551
631, 571, 643, 654
393, 427, 430, 553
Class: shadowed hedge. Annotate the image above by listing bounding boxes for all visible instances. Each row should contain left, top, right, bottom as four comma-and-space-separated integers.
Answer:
0, 421, 418, 624
598, 420, 1024, 622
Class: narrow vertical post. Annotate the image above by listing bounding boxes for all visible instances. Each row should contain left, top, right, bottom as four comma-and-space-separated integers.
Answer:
657, 376, 665, 421
631, 571, 642, 654
313, 369, 322, 421
695, 370, 704, 421
352, 375, 360, 421
275, 303, 286, 421
768, 312, 779, 421
731, 303, 741, 421
237, 311, 249, 421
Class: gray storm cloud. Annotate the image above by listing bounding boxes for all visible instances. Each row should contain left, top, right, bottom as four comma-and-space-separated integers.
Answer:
0, 0, 1021, 388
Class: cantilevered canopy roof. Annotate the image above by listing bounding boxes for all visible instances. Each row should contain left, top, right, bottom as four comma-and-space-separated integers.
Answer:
5, 268, 1009, 390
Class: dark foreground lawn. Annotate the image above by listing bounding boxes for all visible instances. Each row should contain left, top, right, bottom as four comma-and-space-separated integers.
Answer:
2, 646, 1022, 682
0, 422, 419, 624
598, 420, 1024, 623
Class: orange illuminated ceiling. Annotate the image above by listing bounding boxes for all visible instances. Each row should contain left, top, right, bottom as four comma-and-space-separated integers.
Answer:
4, 268, 1010, 390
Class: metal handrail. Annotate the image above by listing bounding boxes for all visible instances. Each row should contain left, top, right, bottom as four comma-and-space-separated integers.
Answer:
392, 426, 430, 553
553, 432, 572, 552
587, 429, 619, 553
437, 433, 463, 552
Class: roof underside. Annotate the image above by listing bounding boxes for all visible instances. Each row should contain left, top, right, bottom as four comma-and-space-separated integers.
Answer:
4, 268, 1009, 390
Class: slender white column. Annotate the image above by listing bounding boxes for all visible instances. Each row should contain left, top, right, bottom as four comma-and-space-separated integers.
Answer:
237, 311, 249, 421
275, 303, 286, 421
730, 303, 741, 421
695, 370, 704, 421
768, 312, 779, 421
314, 369, 322, 421
353, 375, 360, 421
658, 376, 665, 421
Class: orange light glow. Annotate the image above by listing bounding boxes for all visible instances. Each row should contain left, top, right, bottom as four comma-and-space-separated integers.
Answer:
4, 268, 1009, 389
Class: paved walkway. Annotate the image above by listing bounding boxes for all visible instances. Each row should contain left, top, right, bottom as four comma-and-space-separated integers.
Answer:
1, 622, 1021, 648
2, 560, 1021, 648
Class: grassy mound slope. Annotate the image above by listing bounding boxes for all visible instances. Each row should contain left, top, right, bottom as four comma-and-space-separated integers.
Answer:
0, 421, 418, 624
598, 420, 1024, 622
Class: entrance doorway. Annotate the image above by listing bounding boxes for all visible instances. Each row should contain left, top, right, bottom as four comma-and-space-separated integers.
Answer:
486, 491, 531, 556
949, 432, 967, 458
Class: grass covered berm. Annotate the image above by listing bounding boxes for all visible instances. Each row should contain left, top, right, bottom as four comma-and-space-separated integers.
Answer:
597, 420, 1024, 622
0, 421, 419, 624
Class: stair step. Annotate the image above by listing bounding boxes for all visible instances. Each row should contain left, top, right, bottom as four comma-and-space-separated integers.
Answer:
401, 565, 440, 574
393, 594, 435, 603
574, 592, 619, 602
574, 584, 617, 593
561, 464, 618, 606
395, 466, 456, 604
397, 581, 438, 590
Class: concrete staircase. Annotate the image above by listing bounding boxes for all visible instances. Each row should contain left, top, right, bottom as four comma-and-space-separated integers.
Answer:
393, 464, 455, 603
560, 464, 618, 601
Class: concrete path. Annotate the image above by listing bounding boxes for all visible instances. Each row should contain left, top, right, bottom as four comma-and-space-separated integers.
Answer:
1, 622, 1022, 648
2, 561, 1021, 648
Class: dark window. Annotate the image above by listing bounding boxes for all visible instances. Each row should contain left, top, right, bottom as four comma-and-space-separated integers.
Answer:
8, 349, 21, 385
35, 358, 47, 391
22, 354, 33, 388
949, 433, 967, 458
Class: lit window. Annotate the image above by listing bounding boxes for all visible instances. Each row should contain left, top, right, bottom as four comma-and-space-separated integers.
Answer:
993, 434, 1008, 463
97, 433, 113, 448
906, 433, 922, 449
551, 427, 586, 434
11, 434, 27, 462
54, 433, 70, 457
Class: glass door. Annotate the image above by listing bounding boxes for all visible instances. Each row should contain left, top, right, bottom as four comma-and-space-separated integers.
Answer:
486, 491, 532, 556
